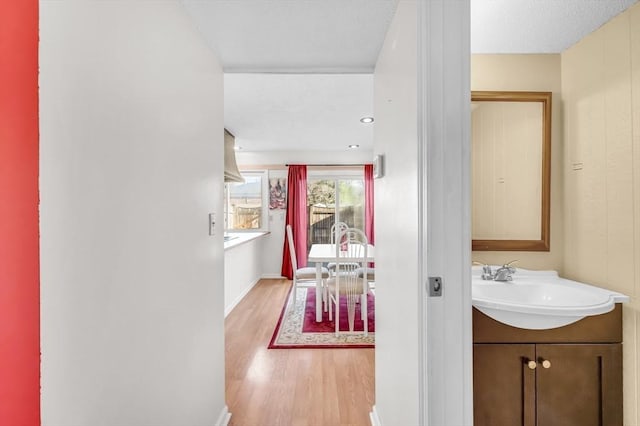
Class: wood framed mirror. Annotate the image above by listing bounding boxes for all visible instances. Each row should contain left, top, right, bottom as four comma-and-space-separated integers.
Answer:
471, 91, 551, 251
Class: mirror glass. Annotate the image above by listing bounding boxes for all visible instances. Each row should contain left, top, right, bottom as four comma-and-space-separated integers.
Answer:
471, 91, 551, 251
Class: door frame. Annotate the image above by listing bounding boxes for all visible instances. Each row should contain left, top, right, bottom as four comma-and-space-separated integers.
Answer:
417, 0, 473, 424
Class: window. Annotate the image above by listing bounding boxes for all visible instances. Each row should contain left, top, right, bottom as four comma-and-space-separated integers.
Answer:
307, 172, 365, 250
224, 171, 268, 232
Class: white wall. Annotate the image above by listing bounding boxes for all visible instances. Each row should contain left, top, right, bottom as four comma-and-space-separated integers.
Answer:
263, 169, 288, 278
372, 1, 421, 424
236, 149, 373, 166
224, 236, 265, 315
39, 2, 227, 425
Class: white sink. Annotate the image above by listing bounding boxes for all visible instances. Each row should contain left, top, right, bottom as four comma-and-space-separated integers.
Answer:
472, 266, 629, 330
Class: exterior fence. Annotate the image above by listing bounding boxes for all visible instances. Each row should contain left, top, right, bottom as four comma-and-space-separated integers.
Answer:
307, 205, 358, 251
232, 205, 261, 229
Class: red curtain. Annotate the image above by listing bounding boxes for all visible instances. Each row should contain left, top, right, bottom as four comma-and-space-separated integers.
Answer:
281, 165, 308, 279
364, 164, 375, 244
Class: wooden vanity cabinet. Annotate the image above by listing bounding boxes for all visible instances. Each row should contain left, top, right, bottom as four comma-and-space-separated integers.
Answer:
536, 343, 622, 426
473, 305, 623, 426
474, 343, 536, 426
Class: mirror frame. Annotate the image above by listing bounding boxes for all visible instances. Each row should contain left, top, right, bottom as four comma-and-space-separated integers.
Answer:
471, 91, 552, 252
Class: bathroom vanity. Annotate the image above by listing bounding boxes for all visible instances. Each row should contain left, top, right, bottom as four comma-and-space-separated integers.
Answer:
473, 305, 622, 426
472, 266, 627, 426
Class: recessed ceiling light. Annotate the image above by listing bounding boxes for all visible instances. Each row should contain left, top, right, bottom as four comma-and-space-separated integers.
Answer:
360, 117, 374, 124
348, 144, 360, 149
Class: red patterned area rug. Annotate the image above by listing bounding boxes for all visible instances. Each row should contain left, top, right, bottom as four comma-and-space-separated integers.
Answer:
268, 285, 375, 349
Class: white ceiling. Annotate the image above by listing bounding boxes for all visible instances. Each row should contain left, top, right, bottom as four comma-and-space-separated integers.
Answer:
471, 0, 639, 53
224, 74, 373, 152
181, 0, 397, 73
181, 0, 639, 152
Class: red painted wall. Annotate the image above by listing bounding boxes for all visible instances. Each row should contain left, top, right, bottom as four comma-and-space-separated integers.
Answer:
0, 0, 40, 425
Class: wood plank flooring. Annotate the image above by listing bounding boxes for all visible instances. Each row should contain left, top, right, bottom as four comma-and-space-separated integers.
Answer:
225, 279, 375, 426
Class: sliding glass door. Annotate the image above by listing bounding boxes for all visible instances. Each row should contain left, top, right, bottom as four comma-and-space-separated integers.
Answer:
306, 176, 364, 251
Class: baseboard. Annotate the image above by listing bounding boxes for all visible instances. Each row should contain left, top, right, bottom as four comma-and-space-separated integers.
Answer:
369, 405, 382, 426
215, 405, 231, 426
261, 273, 285, 279
224, 277, 260, 317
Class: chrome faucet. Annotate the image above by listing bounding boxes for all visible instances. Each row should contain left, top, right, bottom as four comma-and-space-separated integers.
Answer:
493, 260, 518, 282
473, 261, 496, 280
481, 264, 494, 280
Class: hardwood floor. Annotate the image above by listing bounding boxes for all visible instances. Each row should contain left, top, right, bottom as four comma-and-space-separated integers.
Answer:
225, 279, 375, 426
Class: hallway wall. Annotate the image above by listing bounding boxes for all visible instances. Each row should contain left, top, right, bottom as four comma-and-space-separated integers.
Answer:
561, 3, 640, 423
373, 1, 420, 423
39, 2, 227, 425
0, 1, 40, 424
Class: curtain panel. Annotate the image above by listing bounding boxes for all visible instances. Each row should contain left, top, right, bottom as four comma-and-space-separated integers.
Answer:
281, 165, 308, 279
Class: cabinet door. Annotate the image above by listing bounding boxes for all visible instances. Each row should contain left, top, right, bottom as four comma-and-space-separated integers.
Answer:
474, 344, 536, 426
536, 344, 622, 426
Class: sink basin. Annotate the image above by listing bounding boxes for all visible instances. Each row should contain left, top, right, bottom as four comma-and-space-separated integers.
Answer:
472, 267, 629, 330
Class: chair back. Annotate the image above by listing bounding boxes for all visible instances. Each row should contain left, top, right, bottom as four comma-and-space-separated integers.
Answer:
334, 227, 369, 296
286, 224, 298, 272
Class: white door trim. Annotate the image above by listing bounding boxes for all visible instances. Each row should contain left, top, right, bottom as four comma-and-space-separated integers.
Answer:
417, 0, 473, 425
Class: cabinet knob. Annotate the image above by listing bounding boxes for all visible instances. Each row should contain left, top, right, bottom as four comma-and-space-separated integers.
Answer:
540, 359, 551, 369
526, 360, 537, 370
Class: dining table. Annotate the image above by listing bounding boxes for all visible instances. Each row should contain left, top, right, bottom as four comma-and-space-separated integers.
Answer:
307, 243, 375, 322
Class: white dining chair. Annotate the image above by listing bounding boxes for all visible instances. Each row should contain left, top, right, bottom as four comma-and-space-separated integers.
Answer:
286, 224, 329, 305
356, 267, 375, 289
327, 221, 359, 277
326, 227, 370, 336
326, 221, 348, 275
